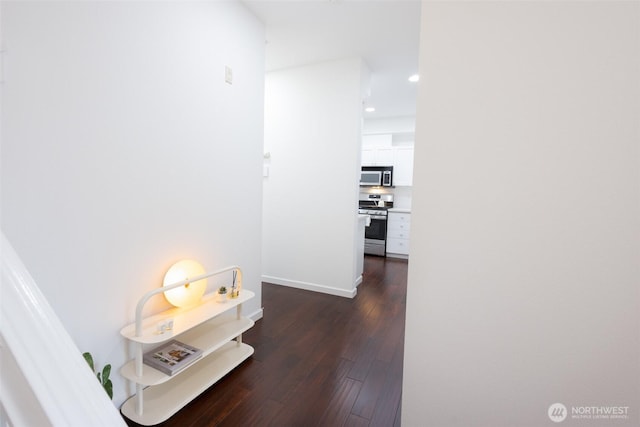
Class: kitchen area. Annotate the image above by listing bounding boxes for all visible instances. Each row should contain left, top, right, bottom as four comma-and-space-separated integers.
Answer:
254, 1, 418, 300
262, 58, 416, 300
358, 118, 415, 261
359, 189, 411, 259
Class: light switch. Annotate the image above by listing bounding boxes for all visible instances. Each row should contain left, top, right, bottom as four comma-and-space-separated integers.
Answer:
225, 66, 233, 85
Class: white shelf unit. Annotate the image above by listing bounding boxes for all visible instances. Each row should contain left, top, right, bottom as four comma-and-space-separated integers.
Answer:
119, 266, 255, 426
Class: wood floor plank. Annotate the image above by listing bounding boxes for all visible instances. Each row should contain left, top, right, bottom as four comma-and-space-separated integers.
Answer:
317, 377, 363, 427
122, 256, 407, 427
347, 414, 372, 427
369, 344, 405, 427
216, 397, 284, 426
350, 359, 390, 420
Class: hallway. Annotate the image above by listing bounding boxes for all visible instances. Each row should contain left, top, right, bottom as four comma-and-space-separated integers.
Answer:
124, 255, 407, 427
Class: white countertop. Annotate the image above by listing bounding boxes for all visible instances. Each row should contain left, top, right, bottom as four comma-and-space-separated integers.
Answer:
388, 208, 411, 213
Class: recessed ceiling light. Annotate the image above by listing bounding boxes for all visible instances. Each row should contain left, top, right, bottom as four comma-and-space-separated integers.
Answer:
365, 107, 376, 113
408, 74, 420, 83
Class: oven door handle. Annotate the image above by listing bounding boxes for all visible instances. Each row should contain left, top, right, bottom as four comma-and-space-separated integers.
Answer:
369, 215, 387, 220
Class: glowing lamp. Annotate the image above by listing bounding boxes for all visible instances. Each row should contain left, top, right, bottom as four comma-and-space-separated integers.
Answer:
163, 259, 207, 307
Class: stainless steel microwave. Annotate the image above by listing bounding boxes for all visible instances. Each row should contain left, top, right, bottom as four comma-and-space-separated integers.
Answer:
360, 166, 393, 187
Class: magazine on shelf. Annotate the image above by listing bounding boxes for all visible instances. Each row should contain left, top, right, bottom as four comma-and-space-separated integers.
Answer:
143, 340, 203, 376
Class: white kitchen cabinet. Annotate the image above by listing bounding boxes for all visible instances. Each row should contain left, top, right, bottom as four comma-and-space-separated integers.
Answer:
361, 148, 376, 166
387, 211, 411, 258
361, 145, 414, 186
120, 288, 255, 426
362, 134, 393, 166
362, 134, 392, 147
362, 147, 394, 166
392, 146, 414, 186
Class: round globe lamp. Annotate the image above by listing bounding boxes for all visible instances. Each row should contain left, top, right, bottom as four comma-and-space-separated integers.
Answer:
163, 259, 207, 307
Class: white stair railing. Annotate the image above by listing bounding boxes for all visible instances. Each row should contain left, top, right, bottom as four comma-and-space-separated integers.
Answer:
0, 232, 125, 427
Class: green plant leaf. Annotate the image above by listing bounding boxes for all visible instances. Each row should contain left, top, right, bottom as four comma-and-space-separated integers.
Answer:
82, 351, 113, 400
83, 352, 95, 372
102, 364, 111, 383
104, 379, 113, 400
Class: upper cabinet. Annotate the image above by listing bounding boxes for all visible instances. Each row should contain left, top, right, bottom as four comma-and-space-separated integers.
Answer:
362, 134, 414, 186
362, 146, 394, 166
392, 146, 414, 186
362, 134, 393, 166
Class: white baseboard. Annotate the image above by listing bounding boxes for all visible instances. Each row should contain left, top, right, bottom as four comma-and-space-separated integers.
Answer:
262, 275, 357, 299
386, 253, 409, 260
247, 307, 264, 322
354, 275, 363, 287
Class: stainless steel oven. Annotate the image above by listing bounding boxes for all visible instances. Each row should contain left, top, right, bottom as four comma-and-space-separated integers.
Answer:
358, 192, 394, 256
363, 210, 388, 256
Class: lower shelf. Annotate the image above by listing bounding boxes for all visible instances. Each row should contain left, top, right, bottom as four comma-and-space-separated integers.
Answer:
120, 315, 254, 386
120, 341, 254, 426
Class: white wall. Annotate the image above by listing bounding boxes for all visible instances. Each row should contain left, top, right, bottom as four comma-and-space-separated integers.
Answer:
362, 116, 415, 137
404, 2, 639, 426
262, 58, 367, 297
1, 1, 265, 407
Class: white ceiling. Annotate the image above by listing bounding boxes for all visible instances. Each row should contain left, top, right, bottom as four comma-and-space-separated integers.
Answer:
243, 0, 422, 119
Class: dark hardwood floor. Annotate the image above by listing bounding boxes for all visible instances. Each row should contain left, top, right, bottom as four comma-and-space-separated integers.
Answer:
124, 255, 408, 427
